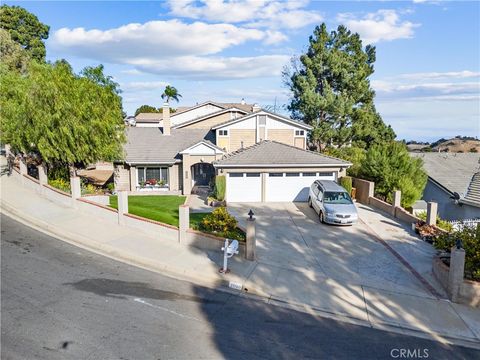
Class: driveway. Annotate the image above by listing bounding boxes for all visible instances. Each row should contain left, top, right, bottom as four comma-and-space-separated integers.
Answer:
228, 202, 434, 298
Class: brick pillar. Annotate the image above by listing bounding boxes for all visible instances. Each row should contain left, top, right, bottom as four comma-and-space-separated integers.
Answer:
117, 190, 128, 225
245, 217, 256, 261
70, 176, 81, 207
392, 190, 401, 217
37, 165, 48, 194
178, 205, 189, 243
426, 202, 438, 226
448, 246, 465, 302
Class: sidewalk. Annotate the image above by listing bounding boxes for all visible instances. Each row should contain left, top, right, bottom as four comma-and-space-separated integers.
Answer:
1, 170, 480, 349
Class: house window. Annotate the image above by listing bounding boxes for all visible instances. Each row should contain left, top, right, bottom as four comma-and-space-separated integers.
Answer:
286, 173, 300, 177
219, 130, 229, 136
246, 173, 260, 177
295, 130, 305, 136
137, 167, 169, 186
302, 172, 317, 176
258, 115, 266, 126
269, 173, 283, 177
318, 172, 334, 177
229, 173, 243, 177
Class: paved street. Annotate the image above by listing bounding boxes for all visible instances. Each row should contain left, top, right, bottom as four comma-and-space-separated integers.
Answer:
1, 214, 479, 359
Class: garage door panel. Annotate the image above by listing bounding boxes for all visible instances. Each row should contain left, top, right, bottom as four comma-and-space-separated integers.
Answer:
227, 173, 261, 202
266, 172, 336, 202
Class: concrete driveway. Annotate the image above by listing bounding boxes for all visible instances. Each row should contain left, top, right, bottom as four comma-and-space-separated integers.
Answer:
228, 202, 434, 298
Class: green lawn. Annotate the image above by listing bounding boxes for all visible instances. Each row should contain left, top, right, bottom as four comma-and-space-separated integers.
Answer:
110, 195, 186, 227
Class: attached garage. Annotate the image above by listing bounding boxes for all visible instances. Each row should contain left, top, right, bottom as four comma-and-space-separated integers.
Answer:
214, 141, 351, 203
265, 171, 336, 202
226, 172, 262, 202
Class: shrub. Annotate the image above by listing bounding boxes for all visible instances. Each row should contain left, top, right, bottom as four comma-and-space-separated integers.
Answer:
81, 183, 97, 195
48, 178, 70, 193
106, 182, 115, 193
434, 224, 480, 280
339, 176, 352, 195
358, 141, 427, 208
201, 207, 237, 234
416, 211, 453, 232
214, 175, 226, 201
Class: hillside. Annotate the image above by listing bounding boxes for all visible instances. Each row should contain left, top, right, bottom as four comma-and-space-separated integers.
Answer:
432, 138, 480, 153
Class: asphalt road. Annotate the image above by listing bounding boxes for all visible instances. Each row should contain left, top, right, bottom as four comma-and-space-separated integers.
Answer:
1, 214, 479, 360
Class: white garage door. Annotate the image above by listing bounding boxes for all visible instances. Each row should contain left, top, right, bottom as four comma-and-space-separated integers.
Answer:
226, 173, 262, 202
265, 171, 336, 202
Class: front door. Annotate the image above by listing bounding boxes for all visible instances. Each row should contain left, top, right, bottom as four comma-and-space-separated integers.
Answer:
192, 163, 215, 186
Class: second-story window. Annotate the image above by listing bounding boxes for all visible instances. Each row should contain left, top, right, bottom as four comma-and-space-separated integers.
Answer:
219, 130, 229, 136
295, 130, 305, 136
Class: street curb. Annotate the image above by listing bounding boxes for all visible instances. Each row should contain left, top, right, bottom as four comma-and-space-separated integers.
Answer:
2, 200, 480, 350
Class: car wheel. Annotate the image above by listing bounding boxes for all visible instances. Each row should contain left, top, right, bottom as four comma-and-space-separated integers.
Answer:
319, 211, 325, 224
308, 197, 313, 208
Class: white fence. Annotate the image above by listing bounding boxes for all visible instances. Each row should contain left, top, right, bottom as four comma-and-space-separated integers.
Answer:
449, 219, 480, 231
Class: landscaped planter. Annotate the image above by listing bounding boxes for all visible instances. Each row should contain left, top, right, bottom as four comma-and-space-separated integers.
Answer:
207, 196, 226, 207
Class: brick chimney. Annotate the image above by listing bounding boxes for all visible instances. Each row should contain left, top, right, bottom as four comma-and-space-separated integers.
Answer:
163, 102, 170, 135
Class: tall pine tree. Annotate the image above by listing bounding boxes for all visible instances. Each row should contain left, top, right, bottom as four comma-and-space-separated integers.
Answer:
284, 23, 395, 151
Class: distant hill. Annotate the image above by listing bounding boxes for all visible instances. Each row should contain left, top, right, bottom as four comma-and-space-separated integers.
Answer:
407, 136, 480, 153
432, 138, 480, 153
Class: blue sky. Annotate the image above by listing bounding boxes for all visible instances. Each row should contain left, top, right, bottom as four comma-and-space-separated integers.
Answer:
8, 0, 480, 142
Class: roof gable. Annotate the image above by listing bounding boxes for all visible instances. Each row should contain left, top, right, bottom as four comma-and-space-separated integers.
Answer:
180, 141, 224, 155
212, 109, 312, 130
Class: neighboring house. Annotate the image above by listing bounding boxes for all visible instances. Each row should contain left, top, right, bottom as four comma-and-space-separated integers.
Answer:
115, 101, 351, 202
411, 153, 480, 221
134, 100, 255, 128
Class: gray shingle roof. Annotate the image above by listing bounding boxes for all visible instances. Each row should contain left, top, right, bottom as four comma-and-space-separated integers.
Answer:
463, 173, 480, 207
123, 127, 214, 164
411, 153, 480, 197
135, 113, 163, 122
214, 140, 351, 167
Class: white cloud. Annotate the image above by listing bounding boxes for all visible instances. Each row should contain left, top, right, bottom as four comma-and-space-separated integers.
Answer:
398, 70, 480, 80
133, 55, 290, 80
51, 20, 265, 60
50, 19, 291, 80
121, 81, 169, 92
168, 0, 322, 29
337, 10, 420, 44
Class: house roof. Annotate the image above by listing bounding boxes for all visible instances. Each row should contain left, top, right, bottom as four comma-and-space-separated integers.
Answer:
172, 107, 248, 129
135, 113, 163, 123
463, 173, 480, 207
213, 140, 351, 168
172, 101, 254, 116
123, 127, 214, 164
212, 109, 313, 130
411, 153, 480, 202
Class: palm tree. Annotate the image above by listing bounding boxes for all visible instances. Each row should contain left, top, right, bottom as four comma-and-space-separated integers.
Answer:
161, 85, 182, 103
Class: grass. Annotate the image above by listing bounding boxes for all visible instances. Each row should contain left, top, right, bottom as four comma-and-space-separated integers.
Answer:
110, 195, 186, 227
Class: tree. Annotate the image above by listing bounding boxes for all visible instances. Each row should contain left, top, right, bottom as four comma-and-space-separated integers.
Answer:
0, 60, 125, 169
135, 105, 160, 116
161, 85, 182, 103
357, 142, 427, 208
284, 23, 395, 151
0, 5, 49, 62
0, 29, 30, 73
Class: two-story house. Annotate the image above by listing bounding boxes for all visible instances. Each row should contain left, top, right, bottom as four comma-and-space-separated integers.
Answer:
115, 101, 351, 202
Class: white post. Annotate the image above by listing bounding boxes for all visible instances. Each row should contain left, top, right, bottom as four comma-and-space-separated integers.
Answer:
222, 239, 229, 273
117, 190, 128, 225
178, 205, 189, 243
19, 158, 27, 185
70, 176, 81, 207
427, 202, 438, 226
448, 245, 466, 302
37, 165, 48, 194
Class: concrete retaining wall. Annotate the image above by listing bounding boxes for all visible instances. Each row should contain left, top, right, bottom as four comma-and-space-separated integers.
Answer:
43, 184, 72, 207
352, 178, 374, 204
76, 198, 118, 223
395, 207, 420, 224
23, 174, 41, 193
369, 197, 393, 214
185, 229, 245, 255
433, 256, 480, 307
123, 213, 179, 243
81, 194, 110, 206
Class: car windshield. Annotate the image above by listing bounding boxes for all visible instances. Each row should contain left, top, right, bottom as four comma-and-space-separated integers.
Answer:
323, 191, 353, 205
